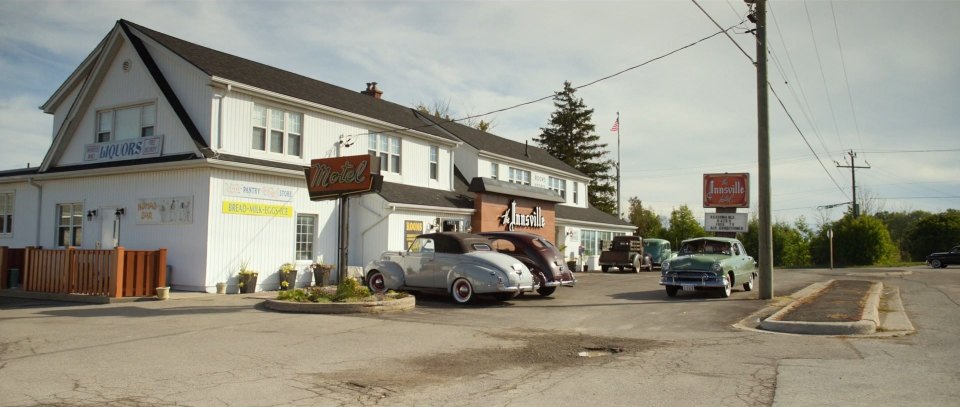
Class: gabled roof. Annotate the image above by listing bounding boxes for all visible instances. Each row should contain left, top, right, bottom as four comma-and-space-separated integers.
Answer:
419, 114, 586, 178
119, 20, 458, 144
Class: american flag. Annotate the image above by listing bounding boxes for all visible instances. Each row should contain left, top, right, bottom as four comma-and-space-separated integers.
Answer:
610, 118, 619, 132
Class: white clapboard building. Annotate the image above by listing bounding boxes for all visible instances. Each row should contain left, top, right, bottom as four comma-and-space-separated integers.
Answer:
0, 20, 634, 292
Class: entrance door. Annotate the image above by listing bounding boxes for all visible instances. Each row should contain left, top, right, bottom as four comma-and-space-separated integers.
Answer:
100, 209, 119, 249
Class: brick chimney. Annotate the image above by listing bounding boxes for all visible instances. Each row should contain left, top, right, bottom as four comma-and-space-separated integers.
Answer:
360, 82, 383, 99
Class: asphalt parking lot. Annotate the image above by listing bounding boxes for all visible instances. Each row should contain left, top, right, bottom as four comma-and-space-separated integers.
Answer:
1, 267, 958, 406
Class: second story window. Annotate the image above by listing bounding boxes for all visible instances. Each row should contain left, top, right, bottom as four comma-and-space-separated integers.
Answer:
508, 167, 531, 185
573, 181, 579, 204
97, 103, 155, 142
252, 104, 302, 156
490, 162, 499, 180
0, 191, 13, 236
368, 133, 401, 174
549, 177, 567, 199
429, 145, 439, 180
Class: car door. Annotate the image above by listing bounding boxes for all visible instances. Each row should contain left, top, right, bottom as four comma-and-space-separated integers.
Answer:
403, 237, 436, 288
732, 242, 753, 280
948, 246, 960, 264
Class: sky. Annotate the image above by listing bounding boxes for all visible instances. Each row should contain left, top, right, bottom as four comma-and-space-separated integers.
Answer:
1, 0, 958, 229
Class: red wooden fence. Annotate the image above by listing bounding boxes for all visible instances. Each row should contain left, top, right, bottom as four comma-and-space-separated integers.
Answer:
1, 246, 167, 298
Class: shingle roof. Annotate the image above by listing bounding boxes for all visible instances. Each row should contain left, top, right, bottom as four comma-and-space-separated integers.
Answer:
378, 181, 474, 210
556, 204, 635, 228
119, 20, 457, 144
420, 115, 585, 177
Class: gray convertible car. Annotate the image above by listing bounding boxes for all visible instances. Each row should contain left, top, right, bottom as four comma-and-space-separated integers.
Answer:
364, 232, 536, 304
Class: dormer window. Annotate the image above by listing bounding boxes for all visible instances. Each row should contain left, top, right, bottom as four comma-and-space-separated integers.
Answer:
96, 103, 155, 142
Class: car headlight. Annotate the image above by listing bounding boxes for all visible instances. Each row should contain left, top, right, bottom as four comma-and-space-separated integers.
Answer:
661, 261, 670, 272
712, 262, 723, 272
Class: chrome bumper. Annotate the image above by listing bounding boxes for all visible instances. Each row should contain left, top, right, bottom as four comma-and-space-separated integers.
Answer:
659, 272, 728, 288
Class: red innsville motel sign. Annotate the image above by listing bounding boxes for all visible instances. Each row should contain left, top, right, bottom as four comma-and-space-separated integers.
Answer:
304, 154, 382, 200
703, 173, 750, 208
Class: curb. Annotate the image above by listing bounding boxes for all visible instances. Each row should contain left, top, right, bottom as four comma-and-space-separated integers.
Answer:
264, 295, 416, 314
759, 280, 883, 335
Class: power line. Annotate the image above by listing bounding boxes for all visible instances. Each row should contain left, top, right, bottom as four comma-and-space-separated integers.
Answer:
804, 0, 845, 151
829, 0, 866, 156
335, 21, 742, 141
859, 148, 960, 154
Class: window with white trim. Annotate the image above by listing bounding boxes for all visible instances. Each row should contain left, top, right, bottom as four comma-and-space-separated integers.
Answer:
295, 214, 316, 261
548, 177, 566, 199
368, 133, 401, 174
429, 145, 439, 180
508, 167, 531, 185
573, 181, 579, 204
252, 104, 302, 156
490, 162, 499, 180
0, 192, 13, 235
56, 203, 83, 247
97, 103, 156, 142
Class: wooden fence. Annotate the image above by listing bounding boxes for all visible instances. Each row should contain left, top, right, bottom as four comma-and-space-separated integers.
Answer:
0, 246, 167, 298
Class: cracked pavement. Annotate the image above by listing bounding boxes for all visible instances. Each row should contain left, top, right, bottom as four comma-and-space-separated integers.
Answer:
1, 266, 957, 406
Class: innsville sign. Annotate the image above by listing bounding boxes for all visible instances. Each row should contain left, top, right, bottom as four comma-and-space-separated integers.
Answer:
499, 200, 546, 231
703, 173, 750, 208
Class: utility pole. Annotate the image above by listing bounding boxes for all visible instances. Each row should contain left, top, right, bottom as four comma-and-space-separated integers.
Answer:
748, 0, 773, 300
835, 150, 870, 217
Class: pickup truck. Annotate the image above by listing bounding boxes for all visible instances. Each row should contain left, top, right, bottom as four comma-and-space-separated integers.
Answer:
926, 245, 960, 268
599, 235, 652, 272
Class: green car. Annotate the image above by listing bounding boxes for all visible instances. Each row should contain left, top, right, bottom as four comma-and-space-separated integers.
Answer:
659, 237, 757, 298
642, 238, 673, 268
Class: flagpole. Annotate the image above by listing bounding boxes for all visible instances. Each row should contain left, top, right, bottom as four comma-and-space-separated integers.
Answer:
616, 111, 621, 218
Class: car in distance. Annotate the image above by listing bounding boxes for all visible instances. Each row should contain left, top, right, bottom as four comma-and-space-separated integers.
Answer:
364, 232, 535, 304
479, 231, 576, 297
659, 237, 757, 298
643, 238, 673, 269
926, 245, 960, 268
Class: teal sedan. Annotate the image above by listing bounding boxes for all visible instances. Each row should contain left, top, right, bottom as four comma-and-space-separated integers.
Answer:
659, 237, 757, 298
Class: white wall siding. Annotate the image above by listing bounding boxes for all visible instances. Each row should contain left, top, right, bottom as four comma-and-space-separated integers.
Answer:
56, 40, 200, 167
51, 85, 81, 141
32, 168, 211, 289
206, 168, 338, 291
0, 182, 40, 248
142, 34, 213, 144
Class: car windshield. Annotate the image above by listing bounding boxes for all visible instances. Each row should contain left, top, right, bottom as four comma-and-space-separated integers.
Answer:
679, 240, 731, 256
643, 241, 662, 256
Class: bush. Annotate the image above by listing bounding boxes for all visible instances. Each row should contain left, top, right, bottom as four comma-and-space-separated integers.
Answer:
335, 278, 371, 302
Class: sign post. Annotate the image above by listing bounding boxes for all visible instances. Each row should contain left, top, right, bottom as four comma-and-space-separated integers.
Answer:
304, 154, 381, 284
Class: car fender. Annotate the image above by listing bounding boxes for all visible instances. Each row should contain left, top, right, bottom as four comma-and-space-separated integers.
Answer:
364, 259, 405, 290
446, 263, 505, 294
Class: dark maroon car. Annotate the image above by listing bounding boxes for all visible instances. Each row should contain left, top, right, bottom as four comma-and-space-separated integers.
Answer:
479, 231, 576, 296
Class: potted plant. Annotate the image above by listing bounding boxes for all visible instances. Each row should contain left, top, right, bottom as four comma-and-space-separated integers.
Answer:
311, 262, 334, 286
278, 262, 297, 290
238, 261, 258, 294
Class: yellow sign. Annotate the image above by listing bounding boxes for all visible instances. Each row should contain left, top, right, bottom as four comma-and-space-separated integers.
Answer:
222, 201, 293, 218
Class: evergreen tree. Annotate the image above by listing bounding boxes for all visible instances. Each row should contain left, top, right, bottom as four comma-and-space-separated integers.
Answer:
536, 81, 617, 215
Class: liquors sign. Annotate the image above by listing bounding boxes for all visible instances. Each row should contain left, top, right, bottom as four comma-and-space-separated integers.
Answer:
499, 200, 545, 231
83, 135, 163, 163
703, 173, 750, 208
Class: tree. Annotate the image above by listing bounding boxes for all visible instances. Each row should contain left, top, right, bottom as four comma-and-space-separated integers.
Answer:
810, 214, 899, 267
415, 100, 496, 132
905, 210, 960, 261
876, 210, 931, 261
626, 197, 664, 238
740, 216, 812, 267
664, 205, 705, 247
536, 81, 617, 215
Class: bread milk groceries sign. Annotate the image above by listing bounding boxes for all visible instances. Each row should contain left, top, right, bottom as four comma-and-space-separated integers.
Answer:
304, 154, 382, 200
703, 173, 750, 208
